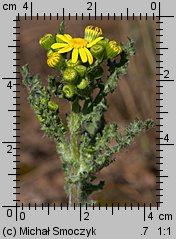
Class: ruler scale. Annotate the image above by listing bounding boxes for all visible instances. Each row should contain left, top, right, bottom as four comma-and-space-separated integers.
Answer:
0, 0, 176, 238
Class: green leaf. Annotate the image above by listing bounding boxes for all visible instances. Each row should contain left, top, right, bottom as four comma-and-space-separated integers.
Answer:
93, 118, 154, 172
82, 181, 105, 197
110, 118, 154, 155
58, 21, 64, 34
21, 65, 66, 143
104, 37, 136, 95
104, 68, 118, 94
80, 99, 106, 139
95, 123, 118, 151
122, 37, 135, 58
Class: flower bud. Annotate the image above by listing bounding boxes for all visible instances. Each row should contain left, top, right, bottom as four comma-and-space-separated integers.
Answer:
66, 59, 81, 68
90, 44, 104, 61
47, 49, 54, 57
36, 114, 45, 123
40, 98, 47, 105
56, 34, 65, 43
63, 84, 75, 99
63, 67, 78, 82
77, 79, 88, 90
84, 26, 103, 42
47, 52, 65, 70
34, 104, 40, 111
74, 65, 87, 77
106, 41, 122, 58
48, 101, 59, 111
39, 34, 55, 50
98, 38, 109, 47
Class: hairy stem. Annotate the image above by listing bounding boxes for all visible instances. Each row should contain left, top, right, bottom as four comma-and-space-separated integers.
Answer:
68, 183, 81, 207
68, 100, 81, 206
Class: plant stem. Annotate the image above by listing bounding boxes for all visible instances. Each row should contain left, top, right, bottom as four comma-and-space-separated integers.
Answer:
68, 131, 81, 207
68, 183, 81, 207
68, 100, 81, 206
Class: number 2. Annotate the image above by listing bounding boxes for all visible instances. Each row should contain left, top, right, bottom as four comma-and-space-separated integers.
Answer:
7, 145, 12, 153
87, 2, 93, 10
164, 70, 169, 78
84, 211, 89, 220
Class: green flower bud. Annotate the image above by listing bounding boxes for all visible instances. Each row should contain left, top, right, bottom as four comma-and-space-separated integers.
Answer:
66, 59, 81, 68
56, 34, 65, 43
106, 41, 122, 58
86, 146, 95, 153
63, 67, 78, 82
74, 65, 87, 77
48, 101, 59, 111
40, 98, 47, 105
63, 84, 75, 99
47, 49, 54, 57
47, 52, 65, 70
34, 104, 40, 111
36, 114, 45, 123
39, 34, 55, 50
77, 79, 88, 90
84, 26, 103, 42
98, 38, 109, 48
86, 154, 92, 159
90, 44, 104, 61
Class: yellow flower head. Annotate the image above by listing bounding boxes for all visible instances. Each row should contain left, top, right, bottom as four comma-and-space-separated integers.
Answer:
106, 41, 122, 58
84, 26, 102, 42
51, 26, 103, 65
47, 52, 64, 69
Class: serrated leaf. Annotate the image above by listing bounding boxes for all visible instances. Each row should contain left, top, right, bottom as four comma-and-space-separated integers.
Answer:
104, 68, 118, 94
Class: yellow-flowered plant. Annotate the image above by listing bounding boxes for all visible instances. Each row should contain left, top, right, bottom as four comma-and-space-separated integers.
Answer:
51, 26, 103, 65
21, 21, 154, 206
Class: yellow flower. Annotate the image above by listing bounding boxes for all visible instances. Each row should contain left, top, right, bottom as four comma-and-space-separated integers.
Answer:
84, 26, 102, 42
47, 52, 65, 69
106, 41, 122, 58
51, 26, 103, 65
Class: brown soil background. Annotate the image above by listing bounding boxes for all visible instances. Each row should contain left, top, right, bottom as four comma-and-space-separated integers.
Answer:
16, 17, 159, 206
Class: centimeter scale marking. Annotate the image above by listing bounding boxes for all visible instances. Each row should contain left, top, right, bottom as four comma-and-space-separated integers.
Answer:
154, 2, 174, 209
2, 201, 159, 222
1, 1, 175, 222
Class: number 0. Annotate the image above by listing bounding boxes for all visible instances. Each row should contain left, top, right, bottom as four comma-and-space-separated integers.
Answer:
20, 212, 25, 220
151, 2, 157, 10
7, 209, 13, 217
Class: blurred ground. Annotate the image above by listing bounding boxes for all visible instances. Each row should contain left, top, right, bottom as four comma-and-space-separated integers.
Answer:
16, 17, 159, 206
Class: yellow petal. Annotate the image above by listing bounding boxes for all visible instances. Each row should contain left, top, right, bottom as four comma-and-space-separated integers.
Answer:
58, 46, 73, 53
72, 48, 79, 63
56, 34, 71, 43
79, 48, 87, 63
87, 37, 104, 48
64, 34, 72, 40
51, 43, 68, 50
84, 48, 93, 65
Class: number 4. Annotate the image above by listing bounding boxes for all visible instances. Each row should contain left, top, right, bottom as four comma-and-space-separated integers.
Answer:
164, 134, 169, 142
23, 2, 28, 10
7, 81, 12, 89
148, 212, 153, 220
